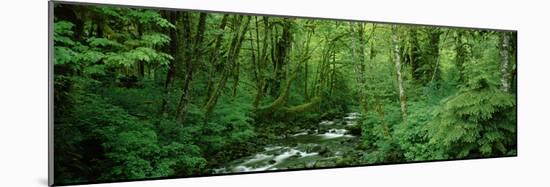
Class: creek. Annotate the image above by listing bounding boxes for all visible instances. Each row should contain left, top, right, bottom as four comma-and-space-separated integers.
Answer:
214, 112, 363, 173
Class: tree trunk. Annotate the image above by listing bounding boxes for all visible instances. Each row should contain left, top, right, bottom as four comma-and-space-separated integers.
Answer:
329, 51, 336, 97
350, 23, 370, 114
285, 96, 321, 114
160, 11, 180, 116
392, 25, 407, 121
315, 38, 334, 97
427, 29, 441, 84
204, 15, 229, 105
232, 62, 240, 97
375, 100, 390, 138
203, 16, 251, 119
252, 17, 271, 107
270, 19, 293, 97
250, 17, 261, 106
407, 28, 422, 84
176, 13, 207, 123
500, 32, 511, 92
455, 31, 468, 84
304, 56, 309, 100
302, 27, 314, 100
136, 22, 146, 78
431, 30, 448, 83
256, 70, 298, 115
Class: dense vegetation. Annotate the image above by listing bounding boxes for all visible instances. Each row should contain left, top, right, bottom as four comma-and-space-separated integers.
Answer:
53, 4, 517, 185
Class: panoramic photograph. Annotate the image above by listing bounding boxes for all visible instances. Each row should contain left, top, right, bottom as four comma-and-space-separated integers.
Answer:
52, 3, 517, 185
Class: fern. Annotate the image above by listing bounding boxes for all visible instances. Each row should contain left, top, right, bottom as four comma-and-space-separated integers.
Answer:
427, 78, 516, 159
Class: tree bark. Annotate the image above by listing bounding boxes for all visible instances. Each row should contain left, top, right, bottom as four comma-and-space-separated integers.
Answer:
176, 13, 207, 123
203, 16, 251, 119
256, 70, 298, 115
426, 28, 441, 84
252, 17, 271, 108
392, 25, 407, 121
285, 96, 321, 113
204, 15, 229, 105
431, 30, 448, 83
302, 26, 314, 100
160, 11, 180, 117
374, 99, 390, 138
270, 19, 293, 97
314, 34, 343, 97
455, 31, 468, 84
350, 23, 372, 114
232, 62, 240, 97
329, 51, 337, 97
304, 55, 309, 100
500, 32, 511, 92
407, 28, 422, 84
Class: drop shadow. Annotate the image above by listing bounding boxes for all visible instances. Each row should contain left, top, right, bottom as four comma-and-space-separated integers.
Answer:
37, 178, 49, 186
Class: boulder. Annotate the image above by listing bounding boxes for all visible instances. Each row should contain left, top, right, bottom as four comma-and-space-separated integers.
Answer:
345, 125, 362, 136
313, 159, 336, 168
306, 161, 316, 168
310, 145, 323, 153
319, 147, 331, 156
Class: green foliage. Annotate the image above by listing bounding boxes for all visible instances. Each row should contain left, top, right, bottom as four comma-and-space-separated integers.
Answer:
55, 89, 206, 183
99, 82, 162, 116
53, 21, 80, 65
361, 103, 403, 163
52, 3, 516, 184
427, 79, 516, 159
393, 102, 437, 161
204, 91, 256, 149
53, 6, 173, 78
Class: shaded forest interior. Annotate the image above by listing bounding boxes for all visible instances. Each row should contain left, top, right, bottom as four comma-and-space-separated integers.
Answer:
53, 3, 517, 185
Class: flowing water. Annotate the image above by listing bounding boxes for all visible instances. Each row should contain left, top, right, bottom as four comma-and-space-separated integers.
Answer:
214, 112, 363, 174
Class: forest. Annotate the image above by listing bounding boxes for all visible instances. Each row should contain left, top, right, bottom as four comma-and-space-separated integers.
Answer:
53, 3, 517, 185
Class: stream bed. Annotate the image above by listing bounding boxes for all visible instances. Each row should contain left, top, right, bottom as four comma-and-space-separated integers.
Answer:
213, 112, 363, 173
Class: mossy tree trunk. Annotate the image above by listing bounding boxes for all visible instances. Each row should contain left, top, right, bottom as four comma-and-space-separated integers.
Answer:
392, 25, 407, 122
160, 11, 180, 117
454, 30, 470, 85
500, 32, 511, 92
204, 15, 229, 105
203, 16, 251, 119
176, 13, 207, 123
350, 23, 376, 114
252, 17, 271, 108
426, 28, 442, 84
